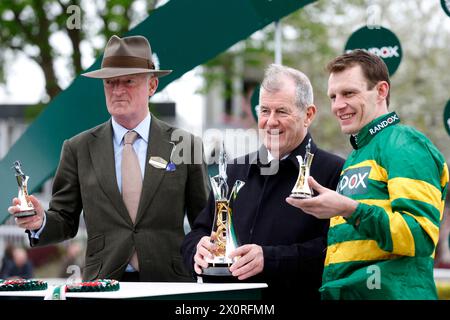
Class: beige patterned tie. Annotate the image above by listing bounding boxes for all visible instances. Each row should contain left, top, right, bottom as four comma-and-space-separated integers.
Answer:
122, 130, 142, 271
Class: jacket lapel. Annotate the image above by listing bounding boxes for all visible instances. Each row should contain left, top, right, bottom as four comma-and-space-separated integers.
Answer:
135, 117, 173, 224
88, 120, 132, 225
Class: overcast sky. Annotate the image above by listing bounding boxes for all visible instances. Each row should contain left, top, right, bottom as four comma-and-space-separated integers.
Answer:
0, 0, 204, 132
0, 50, 205, 132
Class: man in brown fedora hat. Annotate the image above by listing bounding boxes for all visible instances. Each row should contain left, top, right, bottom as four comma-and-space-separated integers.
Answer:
8, 35, 209, 283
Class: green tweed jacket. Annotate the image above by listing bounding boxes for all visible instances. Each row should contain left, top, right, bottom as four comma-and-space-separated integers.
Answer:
30, 116, 209, 282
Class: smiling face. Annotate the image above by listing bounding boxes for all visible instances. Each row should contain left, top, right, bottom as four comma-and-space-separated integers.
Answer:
327, 65, 387, 135
258, 75, 315, 158
104, 73, 158, 129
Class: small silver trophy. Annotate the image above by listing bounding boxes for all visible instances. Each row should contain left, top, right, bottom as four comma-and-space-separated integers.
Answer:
203, 142, 245, 276
12, 161, 36, 218
290, 139, 314, 199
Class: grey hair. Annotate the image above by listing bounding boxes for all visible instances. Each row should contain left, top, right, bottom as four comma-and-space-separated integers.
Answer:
260, 64, 314, 110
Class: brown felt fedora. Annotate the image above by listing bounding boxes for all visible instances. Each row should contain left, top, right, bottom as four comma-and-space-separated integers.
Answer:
82, 35, 172, 79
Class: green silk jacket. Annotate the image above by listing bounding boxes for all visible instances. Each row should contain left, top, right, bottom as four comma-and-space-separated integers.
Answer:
322, 112, 449, 300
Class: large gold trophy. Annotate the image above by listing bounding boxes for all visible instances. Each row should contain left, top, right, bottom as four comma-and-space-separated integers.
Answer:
203, 143, 245, 276
12, 161, 36, 218
290, 139, 314, 199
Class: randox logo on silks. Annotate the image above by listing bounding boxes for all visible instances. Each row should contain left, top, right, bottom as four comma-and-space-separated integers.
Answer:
337, 166, 371, 197
345, 26, 402, 76
369, 113, 400, 136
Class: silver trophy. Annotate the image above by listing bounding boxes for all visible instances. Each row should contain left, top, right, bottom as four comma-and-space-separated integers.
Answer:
290, 139, 314, 199
12, 161, 36, 217
203, 142, 245, 276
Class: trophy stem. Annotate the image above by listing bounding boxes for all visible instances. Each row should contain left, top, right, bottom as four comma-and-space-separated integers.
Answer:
203, 144, 245, 277
203, 182, 244, 277
12, 161, 37, 218
290, 148, 315, 199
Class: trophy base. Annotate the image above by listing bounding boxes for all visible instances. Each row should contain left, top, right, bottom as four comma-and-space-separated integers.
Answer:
290, 192, 312, 199
202, 263, 233, 276
14, 209, 36, 218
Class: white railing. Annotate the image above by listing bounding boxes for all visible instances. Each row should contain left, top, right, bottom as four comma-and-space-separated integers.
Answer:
435, 268, 450, 282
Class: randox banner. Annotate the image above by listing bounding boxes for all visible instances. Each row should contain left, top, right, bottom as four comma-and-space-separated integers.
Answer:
250, 85, 260, 123
444, 100, 450, 137
0, 0, 316, 223
441, 0, 450, 17
344, 26, 402, 76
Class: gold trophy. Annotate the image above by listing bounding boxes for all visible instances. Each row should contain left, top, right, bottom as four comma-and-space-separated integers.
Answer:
290, 139, 314, 199
12, 161, 36, 218
203, 143, 245, 276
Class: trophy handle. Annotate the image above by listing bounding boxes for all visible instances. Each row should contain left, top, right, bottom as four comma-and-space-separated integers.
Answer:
305, 152, 314, 168
228, 180, 245, 202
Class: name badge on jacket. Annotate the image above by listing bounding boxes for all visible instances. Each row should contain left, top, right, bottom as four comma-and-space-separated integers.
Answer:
149, 156, 168, 169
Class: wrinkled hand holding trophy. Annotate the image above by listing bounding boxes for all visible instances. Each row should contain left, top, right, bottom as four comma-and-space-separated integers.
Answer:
290, 139, 314, 199
203, 143, 245, 276
12, 161, 36, 218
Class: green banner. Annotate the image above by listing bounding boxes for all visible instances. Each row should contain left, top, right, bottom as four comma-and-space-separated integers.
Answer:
251, 85, 261, 123
345, 26, 402, 76
444, 100, 450, 137
0, 0, 316, 223
442, 0, 450, 17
